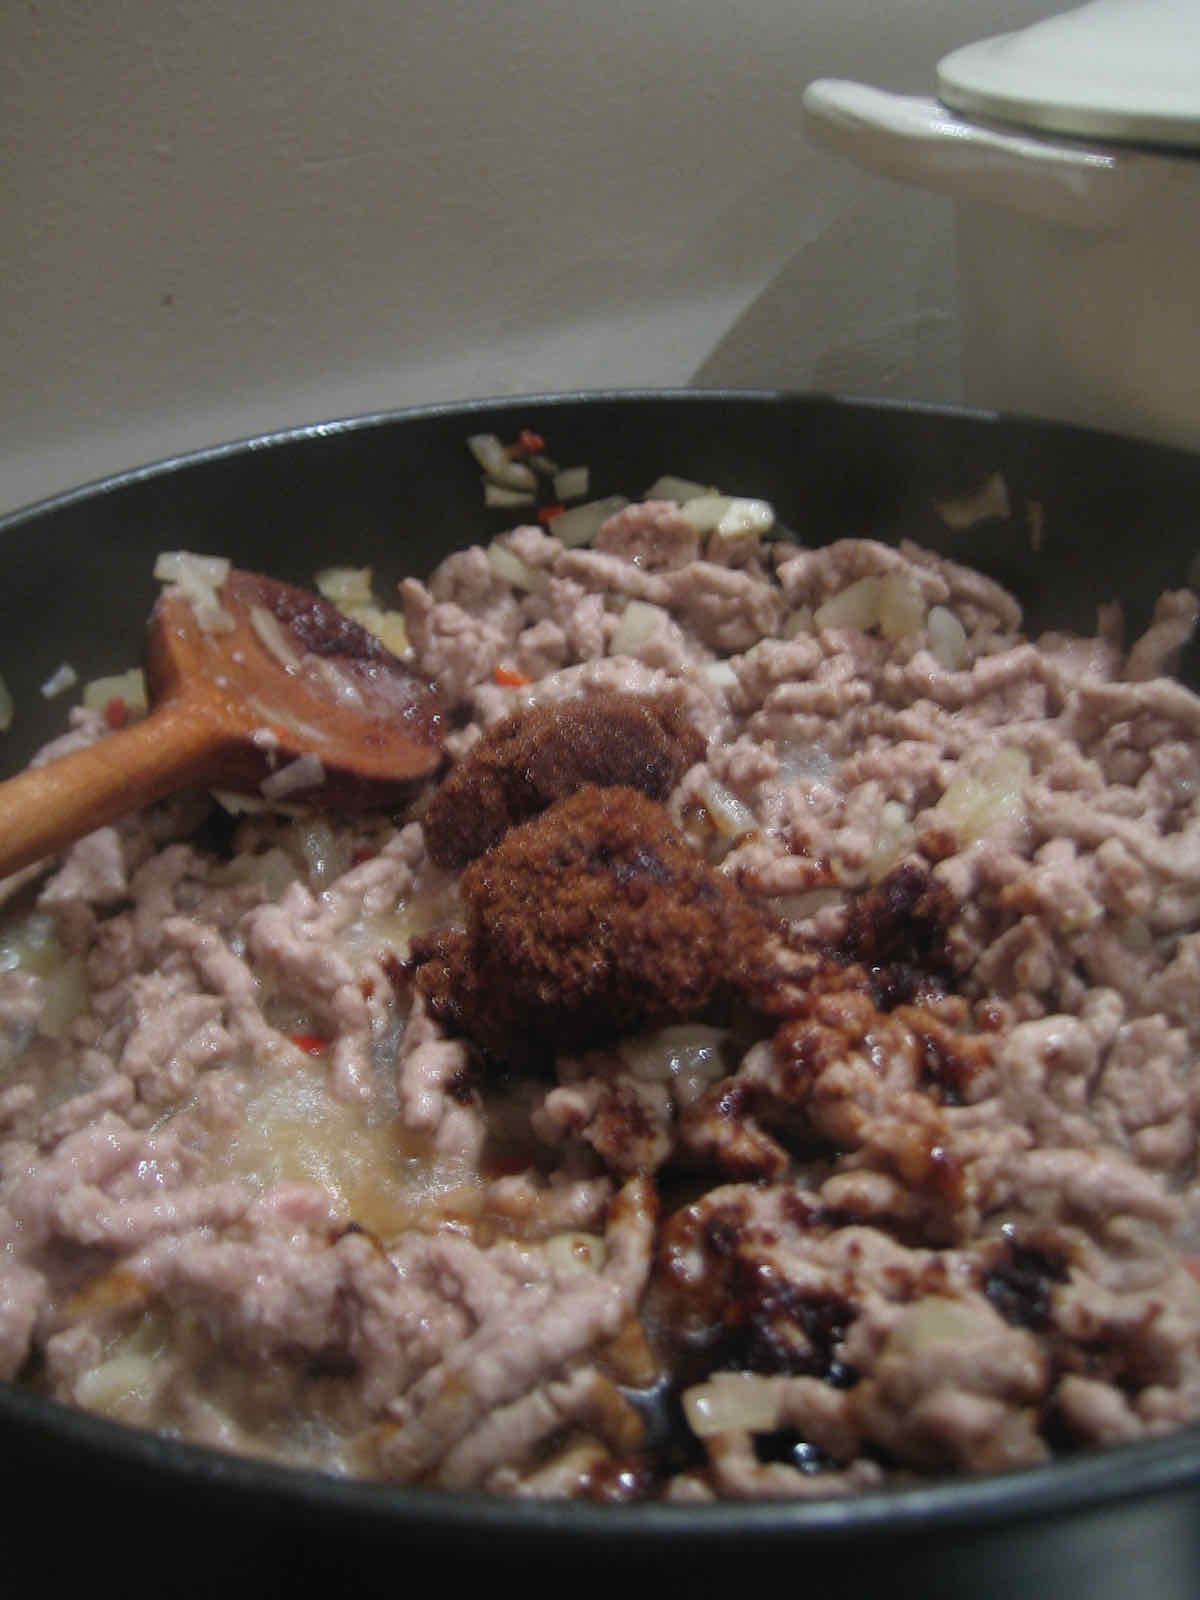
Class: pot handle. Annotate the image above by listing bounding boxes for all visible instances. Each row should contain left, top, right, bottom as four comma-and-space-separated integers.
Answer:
803, 79, 1139, 231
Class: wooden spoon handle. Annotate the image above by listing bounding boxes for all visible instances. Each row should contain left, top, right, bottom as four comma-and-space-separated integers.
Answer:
0, 703, 222, 881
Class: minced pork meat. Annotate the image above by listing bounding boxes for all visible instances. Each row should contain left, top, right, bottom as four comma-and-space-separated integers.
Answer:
2, 457, 1200, 1503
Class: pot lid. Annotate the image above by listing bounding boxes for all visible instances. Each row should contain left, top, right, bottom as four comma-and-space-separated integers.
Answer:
936, 0, 1200, 150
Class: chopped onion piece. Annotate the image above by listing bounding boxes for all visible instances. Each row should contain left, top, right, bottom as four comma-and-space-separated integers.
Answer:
775, 742, 835, 785
934, 471, 1010, 529
927, 605, 968, 670
292, 817, 354, 887
678, 493, 774, 538
677, 494, 732, 535
869, 799, 915, 882
770, 887, 843, 921
260, 753, 325, 800
483, 482, 536, 509
619, 1024, 728, 1084
209, 846, 300, 898
553, 465, 589, 502
643, 474, 713, 504
315, 566, 375, 610
935, 747, 1031, 843
546, 495, 629, 548
878, 573, 926, 641
0, 672, 12, 731
248, 604, 303, 673
815, 575, 882, 632
154, 550, 234, 633
610, 599, 664, 656
40, 663, 77, 698
37, 953, 86, 1040
782, 606, 815, 638
154, 550, 230, 588
701, 777, 758, 839
0, 909, 54, 973
487, 540, 549, 593
346, 603, 409, 656
73, 1343, 160, 1412
210, 790, 276, 816
245, 697, 326, 745
683, 1373, 782, 1438
715, 497, 775, 540
883, 1297, 984, 1357
305, 656, 365, 709
467, 433, 537, 492
82, 669, 148, 716
701, 660, 738, 689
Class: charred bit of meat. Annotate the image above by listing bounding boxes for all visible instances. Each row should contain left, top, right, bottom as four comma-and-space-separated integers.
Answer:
835, 860, 957, 1007
982, 1226, 1071, 1332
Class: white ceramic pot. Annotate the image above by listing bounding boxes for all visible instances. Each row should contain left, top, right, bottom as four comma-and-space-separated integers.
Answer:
803, 0, 1200, 454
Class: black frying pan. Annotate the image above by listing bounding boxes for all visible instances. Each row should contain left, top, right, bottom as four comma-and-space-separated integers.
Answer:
2, 392, 1199, 1598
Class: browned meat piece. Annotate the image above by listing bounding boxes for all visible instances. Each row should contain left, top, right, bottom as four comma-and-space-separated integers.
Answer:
422, 690, 704, 868
650, 1183, 1053, 1488
835, 860, 956, 1002
664, 953, 997, 1231
414, 784, 770, 1066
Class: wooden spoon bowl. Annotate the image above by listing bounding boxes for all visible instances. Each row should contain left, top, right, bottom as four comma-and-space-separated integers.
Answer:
0, 566, 445, 879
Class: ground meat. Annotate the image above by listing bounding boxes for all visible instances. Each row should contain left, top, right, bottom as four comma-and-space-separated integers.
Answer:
422, 689, 704, 868
593, 499, 700, 572
415, 784, 771, 1066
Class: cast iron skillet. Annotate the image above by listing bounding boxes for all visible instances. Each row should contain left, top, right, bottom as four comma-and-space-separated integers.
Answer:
2, 392, 1199, 1598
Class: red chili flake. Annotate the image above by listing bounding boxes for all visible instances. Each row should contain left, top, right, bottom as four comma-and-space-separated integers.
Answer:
536, 503, 565, 525
359, 975, 376, 999
289, 1032, 329, 1055
351, 846, 375, 865
493, 663, 532, 687
103, 697, 129, 730
507, 428, 546, 459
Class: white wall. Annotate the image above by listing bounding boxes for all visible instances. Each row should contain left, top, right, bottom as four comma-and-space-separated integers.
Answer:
3, 1, 1057, 514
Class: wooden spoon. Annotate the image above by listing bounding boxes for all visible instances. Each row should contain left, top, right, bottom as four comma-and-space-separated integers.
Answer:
0, 565, 445, 879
